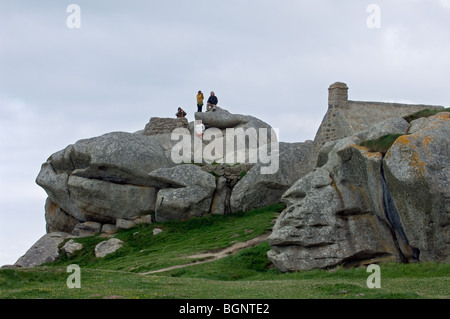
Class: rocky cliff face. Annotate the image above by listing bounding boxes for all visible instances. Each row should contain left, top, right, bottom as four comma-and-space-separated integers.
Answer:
383, 113, 450, 262
14, 83, 449, 269
267, 112, 450, 271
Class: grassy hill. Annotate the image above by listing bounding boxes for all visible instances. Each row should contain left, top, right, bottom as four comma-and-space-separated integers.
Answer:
1, 203, 449, 299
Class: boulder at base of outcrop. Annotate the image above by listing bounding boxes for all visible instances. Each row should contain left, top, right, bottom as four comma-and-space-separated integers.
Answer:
71, 221, 102, 237
94, 238, 124, 258
149, 164, 216, 222
14, 232, 71, 267
61, 239, 83, 257
115, 218, 136, 230
383, 112, 450, 262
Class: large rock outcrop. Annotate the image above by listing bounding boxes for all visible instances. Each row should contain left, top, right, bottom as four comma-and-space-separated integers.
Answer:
35, 108, 310, 237
20, 82, 447, 269
267, 113, 450, 271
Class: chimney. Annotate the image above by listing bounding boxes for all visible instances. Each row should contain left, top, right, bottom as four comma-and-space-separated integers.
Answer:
328, 82, 348, 109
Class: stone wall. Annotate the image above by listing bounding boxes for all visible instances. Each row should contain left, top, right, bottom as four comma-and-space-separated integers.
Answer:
144, 117, 189, 136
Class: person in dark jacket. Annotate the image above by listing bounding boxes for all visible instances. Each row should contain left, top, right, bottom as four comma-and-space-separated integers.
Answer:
206, 91, 218, 112
176, 107, 187, 118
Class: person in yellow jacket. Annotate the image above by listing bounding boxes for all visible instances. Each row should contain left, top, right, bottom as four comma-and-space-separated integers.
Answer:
196, 90, 204, 112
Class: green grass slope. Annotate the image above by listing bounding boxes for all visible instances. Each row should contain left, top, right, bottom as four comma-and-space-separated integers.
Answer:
52, 203, 284, 273
1, 203, 449, 299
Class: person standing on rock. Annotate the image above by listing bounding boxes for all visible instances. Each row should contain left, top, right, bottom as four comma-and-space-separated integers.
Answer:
206, 91, 218, 112
196, 90, 204, 112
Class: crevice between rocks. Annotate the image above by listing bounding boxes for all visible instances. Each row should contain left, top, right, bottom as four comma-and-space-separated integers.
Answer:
224, 184, 232, 215
380, 161, 420, 262
341, 251, 394, 267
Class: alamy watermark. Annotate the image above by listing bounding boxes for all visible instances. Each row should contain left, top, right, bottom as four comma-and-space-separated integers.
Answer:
366, 264, 381, 289
170, 126, 280, 175
66, 264, 81, 289
66, 4, 81, 29
366, 4, 381, 29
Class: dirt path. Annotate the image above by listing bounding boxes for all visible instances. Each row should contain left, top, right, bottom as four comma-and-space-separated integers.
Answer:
140, 233, 269, 275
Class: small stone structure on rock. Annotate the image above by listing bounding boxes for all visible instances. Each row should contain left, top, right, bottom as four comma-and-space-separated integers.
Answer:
144, 117, 189, 136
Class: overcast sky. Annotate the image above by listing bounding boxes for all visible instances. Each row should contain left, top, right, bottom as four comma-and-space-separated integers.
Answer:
1, 0, 449, 266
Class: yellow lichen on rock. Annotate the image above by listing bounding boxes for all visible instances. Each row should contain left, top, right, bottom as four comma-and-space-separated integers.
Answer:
385, 134, 426, 178
394, 135, 412, 147
435, 112, 450, 120
410, 150, 426, 175
351, 144, 383, 159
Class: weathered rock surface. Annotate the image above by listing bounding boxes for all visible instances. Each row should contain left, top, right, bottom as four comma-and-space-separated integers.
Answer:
115, 218, 136, 230
316, 117, 411, 168
194, 107, 277, 167
149, 164, 216, 222
101, 224, 117, 234
210, 177, 229, 215
195, 107, 271, 132
15, 232, 71, 267
134, 214, 152, 225
267, 112, 450, 271
267, 142, 402, 271
357, 117, 410, 141
61, 239, 83, 257
36, 131, 175, 232
71, 221, 102, 237
230, 140, 315, 213
45, 197, 79, 233
67, 175, 157, 224
143, 117, 189, 136
94, 238, 124, 258
383, 112, 450, 262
